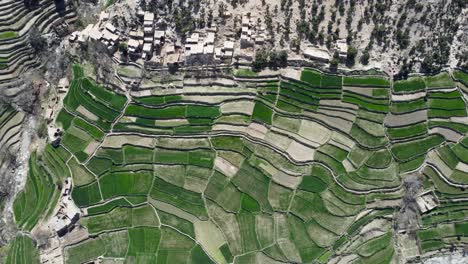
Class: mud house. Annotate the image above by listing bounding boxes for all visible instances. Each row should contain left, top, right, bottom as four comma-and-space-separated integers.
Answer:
336, 39, 348, 60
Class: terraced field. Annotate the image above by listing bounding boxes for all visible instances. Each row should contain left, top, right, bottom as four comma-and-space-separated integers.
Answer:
0, 102, 25, 210
8, 66, 468, 263
0, 0, 76, 99
2, 234, 40, 264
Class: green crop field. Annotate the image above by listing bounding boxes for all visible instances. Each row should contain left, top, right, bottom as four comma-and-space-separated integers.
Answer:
393, 76, 426, 93
9, 65, 468, 264
343, 75, 390, 87
425, 72, 455, 88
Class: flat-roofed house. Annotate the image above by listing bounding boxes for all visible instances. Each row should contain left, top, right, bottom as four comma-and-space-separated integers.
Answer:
77, 24, 93, 43
336, 39, 348, 60
102, 30, 119, 45
186, 42, 205, 65
214, 47, 222, 63
144, 12, 155, 25
223, 40, 235, 51
48, 178, 80, 237
143, 12, 154, 34
99, 12, 109, 22
129, 30, 144, 40
128, 39, 141, 53
223, 50, 233, 59
416, 191, 439, 213
186, 33, 199, 44
105, 23, 116, 33
88, 24, 102, 41
154, 30, 165, 46
57, 78, 69, 93
205, 32, 215, 45
142, 42, 153, 59
242, 15, 250, 27
303, 46, 330, 62
204, 44, 214, 55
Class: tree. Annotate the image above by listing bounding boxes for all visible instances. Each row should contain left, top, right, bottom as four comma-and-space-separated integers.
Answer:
360, 51, 370, 65
277, 50, 288, 68
420, 53, 440, 74
252, 49, 269, 72
174, 6, 195, 36
119, 43, 128, 56
346, 46, 357, 67
207, 9, 213, 28
218, 2, 226, 23
329, 51, 339, 72
74, 19, 85, 30
291, 37, 300, 52
269, 50, 278, 68
329, 58, 339, 71
394, 60, 412, 80
396, 29, 410, 49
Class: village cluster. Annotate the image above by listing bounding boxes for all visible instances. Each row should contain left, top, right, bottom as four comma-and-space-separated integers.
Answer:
69, 10, 349, 68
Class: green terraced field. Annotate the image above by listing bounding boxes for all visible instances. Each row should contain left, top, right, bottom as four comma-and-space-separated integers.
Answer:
3, 234, 39, 264
7, 66, 468, 264
454, 70, 468, 86
0, 31, 18, 40
13, 153, 61, 231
